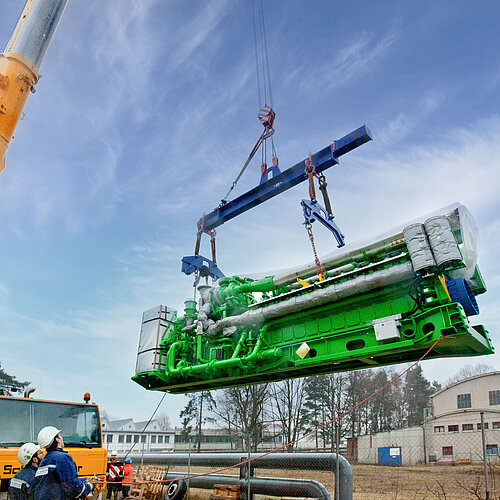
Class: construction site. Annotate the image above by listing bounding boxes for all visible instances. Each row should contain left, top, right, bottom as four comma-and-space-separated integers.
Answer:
1, 1, 499, 499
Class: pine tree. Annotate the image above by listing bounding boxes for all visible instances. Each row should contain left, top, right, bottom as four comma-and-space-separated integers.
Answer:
0, 363, 29, 395
302, 375, 326, 450
403, 365, 432, 426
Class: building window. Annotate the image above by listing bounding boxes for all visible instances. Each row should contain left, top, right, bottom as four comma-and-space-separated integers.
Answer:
434, 426, 445, 433
442, 446, 453, 456
126, 435, 132, 443
158, 436, 163, 444
462, 423, 473, 432
107, 434, 113, 443
487, 444, 498, 455
118, 435, 124, 443
477, 423, 489, 431
151, 436, 157, 444
165, 436, 170, 443
448, 425, 459, 433
134, 435, 139, 443
141, 435, 146, 443
493, 422, 500, 430
457, 393, 471, 409
489, 390, 500, 406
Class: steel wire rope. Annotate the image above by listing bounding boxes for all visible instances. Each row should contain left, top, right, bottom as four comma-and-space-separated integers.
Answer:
252, 0, 263, 109
221, 0, 276, 204
122, 392, 167, 460
258, 0, 273, 108
119, 336, 444, 486
93, 393, 167, 490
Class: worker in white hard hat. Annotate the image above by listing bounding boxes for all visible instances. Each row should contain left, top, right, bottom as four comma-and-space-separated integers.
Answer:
8, 442, 43, 500
33, 426, 97, 499
106, 450, 123, 500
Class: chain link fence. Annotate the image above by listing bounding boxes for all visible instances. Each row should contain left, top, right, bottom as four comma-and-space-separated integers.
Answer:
123, 365, 500, 500
137, 415, 496, 500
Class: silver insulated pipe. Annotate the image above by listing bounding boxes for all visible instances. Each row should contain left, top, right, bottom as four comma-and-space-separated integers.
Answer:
206, 262, 414, 336
5, 0, 68, 71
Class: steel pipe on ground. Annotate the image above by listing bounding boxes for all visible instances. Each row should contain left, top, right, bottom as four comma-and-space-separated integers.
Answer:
165, 472, 330, 500
126, 452, 353, 500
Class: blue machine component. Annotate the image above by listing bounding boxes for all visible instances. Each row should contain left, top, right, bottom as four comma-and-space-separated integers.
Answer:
200, 125, 372, 232
181, 255, 225, 280
446, 277, 480, 316
301, 199, 345, 247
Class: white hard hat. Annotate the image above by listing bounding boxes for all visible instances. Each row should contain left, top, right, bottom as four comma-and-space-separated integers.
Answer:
37, 426, 61, 449
17, 443, 40, 466
111, 450, 117, 456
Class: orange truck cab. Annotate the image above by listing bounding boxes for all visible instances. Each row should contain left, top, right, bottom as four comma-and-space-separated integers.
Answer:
0, 395, 107, 491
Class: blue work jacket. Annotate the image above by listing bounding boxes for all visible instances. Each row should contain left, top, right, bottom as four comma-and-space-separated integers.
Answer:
9, 465, 37, 500
33, 449, 92, 500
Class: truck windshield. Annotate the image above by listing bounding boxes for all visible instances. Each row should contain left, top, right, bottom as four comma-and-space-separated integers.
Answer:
0, 397, 101, 447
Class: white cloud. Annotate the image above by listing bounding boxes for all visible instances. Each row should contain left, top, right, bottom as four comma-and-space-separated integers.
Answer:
284, 29, 399, 96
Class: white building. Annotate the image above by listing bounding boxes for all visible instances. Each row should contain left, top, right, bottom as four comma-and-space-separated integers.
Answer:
353, 371, 500, 465
101, 418, 283, 453
101, 418, 175, 453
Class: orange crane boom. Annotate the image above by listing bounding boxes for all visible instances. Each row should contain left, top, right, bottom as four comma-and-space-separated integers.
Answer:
0, 0, 68, 172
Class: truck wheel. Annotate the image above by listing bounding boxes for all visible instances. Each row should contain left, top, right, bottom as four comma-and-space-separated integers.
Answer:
165, 480, 187, 500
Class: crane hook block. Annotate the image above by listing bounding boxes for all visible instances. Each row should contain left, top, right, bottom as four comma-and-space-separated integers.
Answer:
258, 106, 276, 139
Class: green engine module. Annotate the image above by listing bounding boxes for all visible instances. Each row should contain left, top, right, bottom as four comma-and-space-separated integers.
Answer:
132, 204, 493, 394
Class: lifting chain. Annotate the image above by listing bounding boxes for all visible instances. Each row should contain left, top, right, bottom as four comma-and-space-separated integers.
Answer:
305, 223, 324, 280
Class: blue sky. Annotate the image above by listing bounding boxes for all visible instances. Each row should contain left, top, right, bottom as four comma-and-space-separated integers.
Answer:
1, 0, 499, 425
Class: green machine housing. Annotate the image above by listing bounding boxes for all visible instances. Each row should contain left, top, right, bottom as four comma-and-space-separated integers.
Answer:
132, 204, 493, 394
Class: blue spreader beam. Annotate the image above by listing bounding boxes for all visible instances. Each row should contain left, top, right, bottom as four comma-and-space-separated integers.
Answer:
200, 125, 372, 231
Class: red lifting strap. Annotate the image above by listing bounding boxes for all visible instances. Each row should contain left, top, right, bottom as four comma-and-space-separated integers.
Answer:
305, 152, 316, 201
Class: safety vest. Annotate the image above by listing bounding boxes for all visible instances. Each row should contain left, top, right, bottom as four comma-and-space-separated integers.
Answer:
122, 464, 133, 485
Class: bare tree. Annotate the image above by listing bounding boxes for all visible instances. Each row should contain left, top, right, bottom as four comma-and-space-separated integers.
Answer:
215, 384, 269, 452
156, 413, 171, 431
100, 410, 112, 422
269, 378, 307, 452
445, 363, 495, 386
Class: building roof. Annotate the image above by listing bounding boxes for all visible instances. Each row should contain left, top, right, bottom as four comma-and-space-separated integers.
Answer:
431, 371, 500, 398
105, 418, 134, 430
135, 420, 157, 431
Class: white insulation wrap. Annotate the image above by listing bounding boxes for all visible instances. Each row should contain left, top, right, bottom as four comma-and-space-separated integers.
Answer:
424, 215, 462, 266
205, 262, 414, 336
450, 205, 479, 280
243, 203, 479, 284
403, 223, 436, 271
